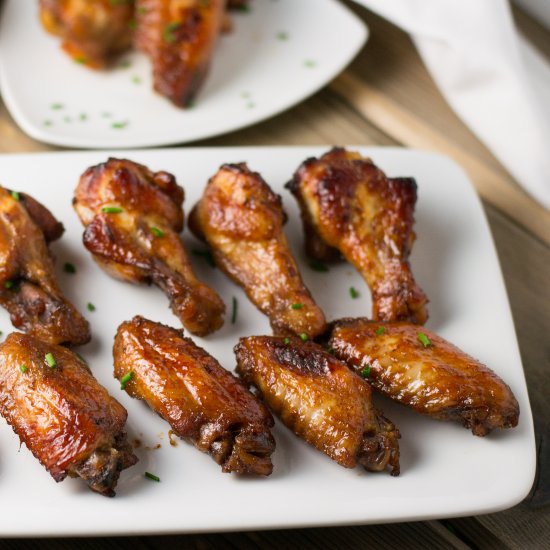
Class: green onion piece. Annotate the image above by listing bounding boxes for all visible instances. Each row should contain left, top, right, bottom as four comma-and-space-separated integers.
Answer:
111, 121, 128, 129
102, 206, 123, 214
361, 366, 371, 378
19, 364, 28, 373
349, 286, 360, 299
291, 303, 303, 310
150, 226, 164, 238
4, 280, 14, 289
144, 471, 160, 482
375, 326, 385, 335
300, 333, 308, 342
50, 103, 64, 110
283, 337, 290, 345
276, 31, 289, 41
163, 22, 182, 43
418, 332, 432, 347
87, 302, 96, 312
0, 331, 3, 337
74, 56, 87, 64
120, 370, 134, 390
308, 260, 329, 273
192, 249, 215, 268
11, 191, 20, 201
128, 19, 137, 30
63, 262, 76, 274
231, 297, 238, 324
45, 353, 56, 368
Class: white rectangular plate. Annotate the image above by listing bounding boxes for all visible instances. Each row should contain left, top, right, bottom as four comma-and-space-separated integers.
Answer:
0, 147, 535, 537
0, 0, 366, 149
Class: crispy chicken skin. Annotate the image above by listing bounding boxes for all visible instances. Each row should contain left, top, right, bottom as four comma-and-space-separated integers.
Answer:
329, 318, 520, 436
0, 186, 90, 346
113, 316, 275, 475
286, 147, 428, 325
189, 163, 326, 338
134, 0, 226, 107
235, 336, 400, 475
39, 0, 135, 68
0, 333, 137, 496
73, 158, 225, 336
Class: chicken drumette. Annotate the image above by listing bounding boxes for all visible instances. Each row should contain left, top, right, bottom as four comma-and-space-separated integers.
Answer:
39, 0, 135, 68
235, 335, 400, 475
0, 332, 137, 496
189, 163, 326, 339
114, 316, 275, 475
330, 318, 520, 436
0, 186, 90, 346
286, 148, 428, 324
73, 158, 225, 336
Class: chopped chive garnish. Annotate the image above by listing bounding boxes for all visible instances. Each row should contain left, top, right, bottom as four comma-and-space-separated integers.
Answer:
137, 6, 148, 14
349, 286, 360, 299
375, 326, 385, 335
63, 262, 76, 274
119, 60, 132, 69
308, 260, 329, 273
128, 19, 137, 30
291, 303, 303, 310
231, 297, 238, 324
276, 31, 289, 41
87, 302, 96, 312
304, 60, 316, 68
132, 75, 142, 84
11, 191, 20, 201
192, 249, 215, 268
300, 333, 308, 342
120, 370, 134, 390
0, 331, 3, 337
361, 366, 371, 378
19, 364, 28, 373
111, 121, 128, 129
150, 226, 164, 238
4, 280, 14, 289
79, 113, 88, 121
283, 337, 290, 345
163, 22, 182, 43
102, 206, 123, 214
327, 347, 335, 356
45, 353, 56, 368
144, 471, 160, 482
50, 103, 64, 110
418, 332, 432, 347
74, 57, 87, 65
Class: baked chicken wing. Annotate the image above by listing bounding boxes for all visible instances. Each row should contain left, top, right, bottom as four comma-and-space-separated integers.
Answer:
0, 333, 137, 496
134, 0, 225, 107
73, 158, 225, 336
330, 318, 520, 436
0, 186, 90, 346
235, 335, 400, 475
286, 147, 428, 324
189, 163, 326, 339
39, 0, 135, 68
113, 316, 275, 475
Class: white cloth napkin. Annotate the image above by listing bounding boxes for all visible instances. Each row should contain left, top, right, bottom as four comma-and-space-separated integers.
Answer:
352, 0, 550, 210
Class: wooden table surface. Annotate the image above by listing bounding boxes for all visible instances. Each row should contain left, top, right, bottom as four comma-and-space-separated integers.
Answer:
1, 2, 549, 549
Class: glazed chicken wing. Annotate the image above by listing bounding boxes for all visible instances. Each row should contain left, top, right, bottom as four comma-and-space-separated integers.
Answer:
73, 158, 225, 336
235, 335, 400, 475
0, 333, 137, 496
113, 316, 275, 475
0, 186, 90, 346
134, 0, 225, 107
330, 318, 519, 436
39, 0, 135, 68
189, 163, 326, 339
286, 147, 428, 324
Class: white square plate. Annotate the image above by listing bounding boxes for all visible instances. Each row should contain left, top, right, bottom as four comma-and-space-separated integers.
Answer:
0, 1, 367, 149
0, 147, 535, 537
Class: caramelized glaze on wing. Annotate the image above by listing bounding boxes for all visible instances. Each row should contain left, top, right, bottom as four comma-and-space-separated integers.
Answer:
330, 318, 520, 436
286, 147, 428, 324
73, 158, 225, 336
0, 333, 137, 496
235, 335, 400, 475
39, 0, 134, 68
189, 163, 326, 338
113, 316, 275, 475
135, 0, 225, 107
0, 187, 90, 346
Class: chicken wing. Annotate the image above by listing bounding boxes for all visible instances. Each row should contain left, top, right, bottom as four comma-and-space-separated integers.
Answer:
329, 318, 519, 436
73, 158, 225, 336
39, 0, 135, 68
235, 335, 400, 475
134, 0, 225, 107
286, 147, 428, 324
0, 332, 137, 496
0, 186, 90, 346
113, 316, 275, 475
189, 163, 326, 339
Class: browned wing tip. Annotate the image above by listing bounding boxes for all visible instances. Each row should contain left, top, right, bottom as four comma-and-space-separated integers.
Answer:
359, 410, 401, 476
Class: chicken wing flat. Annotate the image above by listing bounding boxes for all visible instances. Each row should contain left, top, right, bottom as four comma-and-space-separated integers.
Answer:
134, 0, 225, 107
330, 318, 519, 436
39, 0, 134, 68
235, 335, 400, 475
74, 158, 225, 336
0, 186, 90, 346
0, 332, 137, 496
189, 163, 326, 339
286, 147, 428, 325
113, 316, 275, 475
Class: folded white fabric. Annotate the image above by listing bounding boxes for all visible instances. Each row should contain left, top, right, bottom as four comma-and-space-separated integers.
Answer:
352, 0, 550, 209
